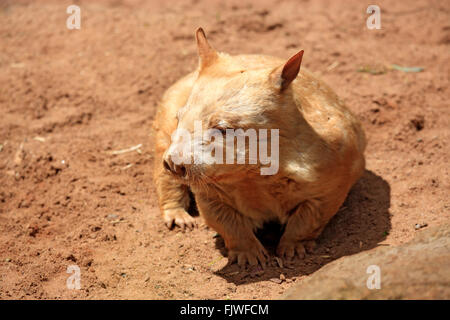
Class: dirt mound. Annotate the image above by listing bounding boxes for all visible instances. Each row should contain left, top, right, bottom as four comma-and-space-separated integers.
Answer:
0, 0, 448, 299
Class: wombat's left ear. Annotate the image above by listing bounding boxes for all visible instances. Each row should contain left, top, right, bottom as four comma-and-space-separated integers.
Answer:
195, 27, 218, 69
270, 50, 304, 91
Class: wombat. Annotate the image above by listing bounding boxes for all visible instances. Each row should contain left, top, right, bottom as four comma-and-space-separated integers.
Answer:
153, 28, 366, 267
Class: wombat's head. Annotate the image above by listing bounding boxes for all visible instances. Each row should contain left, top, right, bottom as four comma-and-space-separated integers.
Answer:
163, 28, 304, 185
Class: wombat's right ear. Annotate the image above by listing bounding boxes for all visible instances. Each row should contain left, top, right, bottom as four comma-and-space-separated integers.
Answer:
270, 50, 304, 91
195, 27, 218, 69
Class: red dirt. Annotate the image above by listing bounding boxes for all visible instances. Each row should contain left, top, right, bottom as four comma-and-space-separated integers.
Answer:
0, 0, 448, 299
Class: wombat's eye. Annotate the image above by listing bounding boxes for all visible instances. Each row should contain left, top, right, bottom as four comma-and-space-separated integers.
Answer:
212, 126, 231, 135
217, 127, 227, 134
210, 119, 233, 134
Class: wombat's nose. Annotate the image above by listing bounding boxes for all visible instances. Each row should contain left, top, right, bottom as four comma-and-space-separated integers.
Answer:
163, 156, 186, 177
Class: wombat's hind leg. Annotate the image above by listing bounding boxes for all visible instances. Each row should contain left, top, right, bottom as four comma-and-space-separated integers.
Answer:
277, 200, 324, 261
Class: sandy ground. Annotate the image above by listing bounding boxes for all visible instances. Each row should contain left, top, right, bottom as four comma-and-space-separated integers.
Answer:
0, 0, 448, 299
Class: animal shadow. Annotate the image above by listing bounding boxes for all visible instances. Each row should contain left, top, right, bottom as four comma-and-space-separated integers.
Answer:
213, 170, 392, 285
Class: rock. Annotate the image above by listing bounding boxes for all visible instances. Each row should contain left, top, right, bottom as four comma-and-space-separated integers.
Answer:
270, 278, 282, 284
414, 222, 428, 230
280, 224, 450, 299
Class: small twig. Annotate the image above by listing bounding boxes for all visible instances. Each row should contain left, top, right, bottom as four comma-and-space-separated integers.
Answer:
208, 256, 224, 266
33, 136, 46, 142
326, 61, 339, 72
108, 144, 142, 155
121, 163, 134, 170
110, 220, 126, 225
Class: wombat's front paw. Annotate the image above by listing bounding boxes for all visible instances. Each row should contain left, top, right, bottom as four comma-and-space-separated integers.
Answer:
163, 208, 197, 230
276, 240, 306, 261
227, 243, 269, 268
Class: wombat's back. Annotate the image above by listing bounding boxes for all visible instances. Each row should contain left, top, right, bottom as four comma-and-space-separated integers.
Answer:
292, 68, 366, 155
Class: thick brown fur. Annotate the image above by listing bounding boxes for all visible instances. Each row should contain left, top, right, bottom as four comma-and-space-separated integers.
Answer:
152, 28, 366, 267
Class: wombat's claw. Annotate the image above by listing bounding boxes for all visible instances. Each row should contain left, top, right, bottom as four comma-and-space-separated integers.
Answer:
227, 247, 269, 269
163, 208, 197, 231
276, 240, 306, 261
303, 240, 316, 254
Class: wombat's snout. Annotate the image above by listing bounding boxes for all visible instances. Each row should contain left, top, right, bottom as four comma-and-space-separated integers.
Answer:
163, 153, 186, 177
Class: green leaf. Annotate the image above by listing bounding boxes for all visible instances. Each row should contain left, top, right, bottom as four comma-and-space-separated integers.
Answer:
391, 64, 424, 73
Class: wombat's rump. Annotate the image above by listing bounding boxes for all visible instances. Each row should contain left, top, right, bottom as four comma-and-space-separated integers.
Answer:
152, 28, 366, 267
